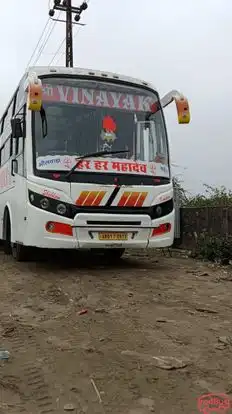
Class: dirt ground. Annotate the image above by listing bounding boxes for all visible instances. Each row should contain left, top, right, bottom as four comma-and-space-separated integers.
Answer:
0, 248, 232, 414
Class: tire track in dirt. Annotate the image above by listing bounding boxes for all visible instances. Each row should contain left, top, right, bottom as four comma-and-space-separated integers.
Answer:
22, 364, 54, 414
1, 317, 55, 413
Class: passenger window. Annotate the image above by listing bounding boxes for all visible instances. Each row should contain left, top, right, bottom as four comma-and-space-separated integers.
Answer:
0, 98, 15, 138
0, 91, 19, 168
12, 90, 18, 116
14, 104, 26, 156
0, 113, 6, 135
10, 135, 13, 157
5, 139, 11, 162
16, 137, 24, 155
0, 138, 11, 166
15, 81, 26, 114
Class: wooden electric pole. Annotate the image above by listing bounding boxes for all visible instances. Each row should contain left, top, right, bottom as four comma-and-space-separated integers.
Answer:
66, 0, 73, 67
49, 0, 88, 67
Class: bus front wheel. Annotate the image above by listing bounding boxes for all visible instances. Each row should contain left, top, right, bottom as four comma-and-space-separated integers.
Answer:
3, 210, 12, 255
11, 243, 30, 262
3, 209, 29, 262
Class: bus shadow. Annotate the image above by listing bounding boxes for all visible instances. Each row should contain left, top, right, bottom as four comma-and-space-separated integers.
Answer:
28, 249, 153, 271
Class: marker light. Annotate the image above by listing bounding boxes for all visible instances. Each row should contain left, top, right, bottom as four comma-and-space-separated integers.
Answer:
151, 223, 171, 237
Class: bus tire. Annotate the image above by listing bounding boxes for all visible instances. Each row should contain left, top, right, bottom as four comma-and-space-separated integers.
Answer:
103, 248, 125, 261
3, 209, 12, 255
11, 243, 29, 262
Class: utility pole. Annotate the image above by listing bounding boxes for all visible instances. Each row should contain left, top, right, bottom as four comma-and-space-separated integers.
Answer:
66, 0, 73, 67
49, 0, 88, 68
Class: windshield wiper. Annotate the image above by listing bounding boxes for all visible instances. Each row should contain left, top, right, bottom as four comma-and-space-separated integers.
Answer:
65, 150, 129, 179
40, 107, 48, 138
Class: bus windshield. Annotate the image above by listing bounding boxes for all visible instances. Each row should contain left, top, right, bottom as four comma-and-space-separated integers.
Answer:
33, 77, 169, 176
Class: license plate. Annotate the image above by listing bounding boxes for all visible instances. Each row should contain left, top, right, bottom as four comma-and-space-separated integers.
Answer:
98, 232, 128, 241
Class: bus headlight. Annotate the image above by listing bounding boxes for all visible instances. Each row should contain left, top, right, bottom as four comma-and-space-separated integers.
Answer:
28, 190, 73, 219
29, 193, 35, 202
56, 203, 67, 215
40, 198, 49, 209
155, 205, 162, 217
149, 199, 174, 220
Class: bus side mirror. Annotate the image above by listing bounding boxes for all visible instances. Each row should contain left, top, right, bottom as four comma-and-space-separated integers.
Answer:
175, 97, 190, 124
11, 118, 23, 138
160, 91, 191, 124
27, 76, 42, 112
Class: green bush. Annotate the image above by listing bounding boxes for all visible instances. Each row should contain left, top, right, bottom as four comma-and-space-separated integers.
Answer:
195, 233, 232, 264
173, 179, 232, 208
173, 178, 232, 263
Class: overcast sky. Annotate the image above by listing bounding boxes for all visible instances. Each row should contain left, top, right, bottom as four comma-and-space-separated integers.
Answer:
0, 0, 231, 193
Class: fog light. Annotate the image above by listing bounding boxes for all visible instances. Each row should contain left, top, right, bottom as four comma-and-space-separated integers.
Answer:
40, 198, 49, 209
156, 206, 162, 217
56, 203, 67, 215
46, 222, 55, 232
29, 193, 34, 202
45, 221, 73, 236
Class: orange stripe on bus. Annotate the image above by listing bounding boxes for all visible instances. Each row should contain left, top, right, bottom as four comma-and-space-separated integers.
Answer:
75, 191, 106, 206
91, 191, 106, 206
124, 192, 140, 207
135, 192, 148, 207
118, 191, 148, 207
75, 191, 90, 206
82, 191, 99, 206
117, 192, 131, 207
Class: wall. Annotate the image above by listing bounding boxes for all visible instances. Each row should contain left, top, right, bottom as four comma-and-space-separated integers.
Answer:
178, 206, 232, 249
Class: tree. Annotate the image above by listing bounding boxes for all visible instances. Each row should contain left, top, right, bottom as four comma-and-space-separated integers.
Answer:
173, 179, 232, 207
173, 177, 189, 206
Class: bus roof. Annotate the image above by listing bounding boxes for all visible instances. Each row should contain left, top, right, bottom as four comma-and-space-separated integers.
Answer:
27, 66, 156, 91
0, 67, 157, 122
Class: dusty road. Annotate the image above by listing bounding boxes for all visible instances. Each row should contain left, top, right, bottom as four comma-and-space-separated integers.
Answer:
0, 248, 232, 414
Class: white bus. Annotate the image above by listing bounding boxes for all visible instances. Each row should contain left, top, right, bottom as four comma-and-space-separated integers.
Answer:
0, 67, 190, 261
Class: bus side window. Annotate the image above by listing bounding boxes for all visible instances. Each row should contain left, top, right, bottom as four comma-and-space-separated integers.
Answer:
2, 98, 15, 139
14, 77, 27, 115
0, 139, 11, 167
0, 94, 17, 169
13, 104, 26, 156
11, 103, 26, 176
0, 113, 6, 136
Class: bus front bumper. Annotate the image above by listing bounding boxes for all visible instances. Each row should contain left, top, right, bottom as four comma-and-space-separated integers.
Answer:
23, 205, 174, 250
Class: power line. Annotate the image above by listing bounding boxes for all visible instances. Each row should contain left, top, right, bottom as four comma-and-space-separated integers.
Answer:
25, 18, 51, 70
49, 37, 66, 66
49, 25, 80, 66
48, 0, 90, 67
26, 1, 63, 70
26, 0, 90, 71
48, 0, 88, 67
31, 11, 62, 66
